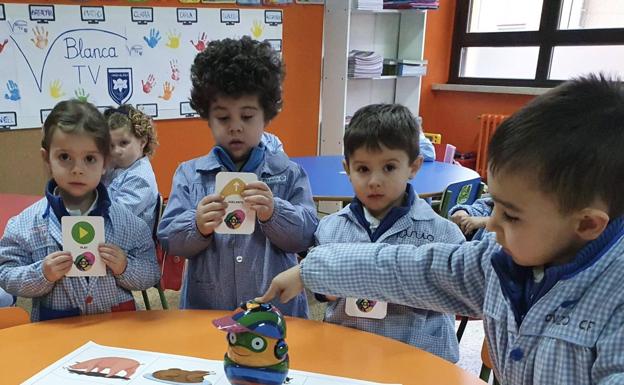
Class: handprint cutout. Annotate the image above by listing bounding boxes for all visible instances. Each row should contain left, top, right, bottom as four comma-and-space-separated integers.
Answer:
49, 80, 65, 99
143, 28, 161, 49
0, 39, 9, 54
74, 88, 89, 102
158, 81, 174, 100
31, 26, 49, 49
4, 80, 20, 101
251, 20, 264, 39
170, 59, 180, 81
142, 74, 156, 94
166, 30, 181, 49
190, 32, 208, 52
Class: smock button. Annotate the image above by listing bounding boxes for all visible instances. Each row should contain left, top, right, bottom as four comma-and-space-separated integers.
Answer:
236, 256, 243, 263
85, 296, 93, 304
510, 347, 524, 361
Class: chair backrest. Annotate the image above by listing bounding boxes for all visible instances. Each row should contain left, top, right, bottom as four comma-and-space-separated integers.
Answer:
423, 132, 442, 144
442, 144, 456, 164
438, 177, 482, 218
152, 193, 164, 240
0, 307, 29, 329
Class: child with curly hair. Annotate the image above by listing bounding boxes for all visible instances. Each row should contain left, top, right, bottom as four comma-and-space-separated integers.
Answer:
157, 36, 318, 317
104, 105, 159, 231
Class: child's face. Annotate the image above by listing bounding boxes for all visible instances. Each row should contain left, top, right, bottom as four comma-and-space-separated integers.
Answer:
344, 145, 421, 220
41, 130, 106, 203
208, 94, 267, 163
486, 171, 585, 267
110, 127, 146, 169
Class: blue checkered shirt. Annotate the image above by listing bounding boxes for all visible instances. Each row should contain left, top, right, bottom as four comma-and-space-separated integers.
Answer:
0, 199, 160, 321
301, 228, 624, 385
315, 197, 465, 362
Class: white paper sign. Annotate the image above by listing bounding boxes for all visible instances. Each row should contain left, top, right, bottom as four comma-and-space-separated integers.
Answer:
214, 172, 257, 234
62, 216, 106, 277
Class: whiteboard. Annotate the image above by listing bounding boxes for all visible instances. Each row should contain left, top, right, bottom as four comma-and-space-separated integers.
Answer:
0, 3, 283, 129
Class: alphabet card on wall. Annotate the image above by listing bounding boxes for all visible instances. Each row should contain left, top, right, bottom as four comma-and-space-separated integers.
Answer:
214, 172, 257, 234
62, 216, 106, 277
0, 3, 282, 130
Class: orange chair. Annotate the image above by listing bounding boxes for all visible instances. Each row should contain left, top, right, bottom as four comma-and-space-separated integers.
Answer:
0, 307, 29, 329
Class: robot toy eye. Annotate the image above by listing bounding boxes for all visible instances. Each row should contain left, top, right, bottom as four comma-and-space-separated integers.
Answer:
250, 337, 266, 352
228, 333, 237, 345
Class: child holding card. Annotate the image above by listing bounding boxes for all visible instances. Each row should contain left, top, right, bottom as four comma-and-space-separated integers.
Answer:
157, 36, 318, 317
103, 104, 159, 231
0, 100, 160, 321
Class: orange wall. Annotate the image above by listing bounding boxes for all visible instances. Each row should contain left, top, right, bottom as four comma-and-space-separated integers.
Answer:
4, 0, 324, 197
420, 0, 535, 154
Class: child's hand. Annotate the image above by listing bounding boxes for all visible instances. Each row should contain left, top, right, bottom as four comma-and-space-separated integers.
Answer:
195, 194, 227, 236
460, 216, 489, 235
42, 251, 73, 282
99, 244, 128, 276
450, 210, 469, 226
241, 181, 274, 222
255, 265, 303, 304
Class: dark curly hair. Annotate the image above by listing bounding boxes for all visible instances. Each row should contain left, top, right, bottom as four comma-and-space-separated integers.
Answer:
190, 36, 284, 121
104, 104, 158, 156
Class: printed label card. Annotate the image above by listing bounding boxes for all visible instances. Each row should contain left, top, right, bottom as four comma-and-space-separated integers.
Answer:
345, 298, 388, 319
215, 172, 257, 235
62, 216, 106, 277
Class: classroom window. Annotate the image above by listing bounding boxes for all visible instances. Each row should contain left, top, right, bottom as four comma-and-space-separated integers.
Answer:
450, 0, 624, 87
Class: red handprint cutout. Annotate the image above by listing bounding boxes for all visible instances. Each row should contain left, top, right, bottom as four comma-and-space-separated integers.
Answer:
170, 59, 180, 81
142, 74, 156, 94
0, 39, 9, 54
190, 32, 208, 52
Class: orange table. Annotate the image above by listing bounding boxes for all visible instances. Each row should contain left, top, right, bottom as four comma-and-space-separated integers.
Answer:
0, 310, 485, 385
0, 193, 40, 236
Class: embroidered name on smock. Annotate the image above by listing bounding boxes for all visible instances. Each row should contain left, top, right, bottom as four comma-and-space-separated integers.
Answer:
261, 175, 287, 184
397, 229, 434, 241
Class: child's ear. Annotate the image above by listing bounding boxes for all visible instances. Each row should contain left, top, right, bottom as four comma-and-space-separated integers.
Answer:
342, 159, 350, 176
409, 155, 423, 179
40, 147, 50, 166
575, 208, 610, 241
140, 137, 148, 151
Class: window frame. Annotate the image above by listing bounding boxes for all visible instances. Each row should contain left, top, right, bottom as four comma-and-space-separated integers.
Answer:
449, 0, 624, 87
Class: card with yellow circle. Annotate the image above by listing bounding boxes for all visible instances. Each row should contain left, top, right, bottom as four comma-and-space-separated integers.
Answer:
214, 172, 257, 235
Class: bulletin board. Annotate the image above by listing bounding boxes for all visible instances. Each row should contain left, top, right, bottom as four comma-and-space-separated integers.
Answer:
0, 2, 283, 129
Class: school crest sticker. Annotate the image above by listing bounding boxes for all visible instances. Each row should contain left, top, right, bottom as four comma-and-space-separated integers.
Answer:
107, 68, 133, 105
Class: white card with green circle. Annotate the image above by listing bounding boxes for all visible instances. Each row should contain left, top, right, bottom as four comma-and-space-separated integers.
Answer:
62, 216, 106, 277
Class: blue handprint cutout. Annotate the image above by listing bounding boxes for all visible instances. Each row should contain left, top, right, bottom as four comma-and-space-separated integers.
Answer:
143, 28, 161, 49
4, 80, 20, 101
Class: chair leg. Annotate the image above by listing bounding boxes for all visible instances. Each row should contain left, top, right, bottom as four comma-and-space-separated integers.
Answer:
479, 365, 491, 382
141, 290, 151, 310
456, 316, 468, 342
156, 283, 169, 310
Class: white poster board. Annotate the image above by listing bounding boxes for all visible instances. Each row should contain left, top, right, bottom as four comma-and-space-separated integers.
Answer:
0, 3, 283, 129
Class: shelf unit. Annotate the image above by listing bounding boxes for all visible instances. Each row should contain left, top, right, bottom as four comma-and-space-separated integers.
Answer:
319, 0, 427, 155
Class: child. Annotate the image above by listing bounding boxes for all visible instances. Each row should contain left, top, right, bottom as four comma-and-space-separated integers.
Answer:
103, 104, 159, 231
262, 132, 285, 154
157, 36, 318, 317
449, 197, 493, 240
258, 74, 624, 384
0, 100, 160, 322
314, 103, 465, 362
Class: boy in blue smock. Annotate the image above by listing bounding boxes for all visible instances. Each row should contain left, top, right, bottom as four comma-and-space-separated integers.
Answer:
314, 104, 464, 362
157, 37, 318, 317
259, 74, 624, 384
449, 197, 493, 241
0, 100, 159, 321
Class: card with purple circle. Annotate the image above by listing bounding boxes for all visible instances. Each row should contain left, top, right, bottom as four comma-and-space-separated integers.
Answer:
62, 216, 106, 277
214, 172, 257, 235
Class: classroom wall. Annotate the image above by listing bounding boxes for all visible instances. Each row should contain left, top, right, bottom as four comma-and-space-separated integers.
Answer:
0, 0, 324, 197
419, 0, 535, 154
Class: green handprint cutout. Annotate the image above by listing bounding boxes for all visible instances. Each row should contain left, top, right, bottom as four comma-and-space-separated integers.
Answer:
166, 30, 181, 49
49, 80, 65, 99
251, 20, 264, 39
74, 88, 89, 102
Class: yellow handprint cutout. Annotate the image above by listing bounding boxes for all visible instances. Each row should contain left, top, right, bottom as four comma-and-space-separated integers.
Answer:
166, 30, 181, 49
251, 20, 264, 39
31, 26, 49, 50
49, 80, 65, 99
158, 81, 175, 100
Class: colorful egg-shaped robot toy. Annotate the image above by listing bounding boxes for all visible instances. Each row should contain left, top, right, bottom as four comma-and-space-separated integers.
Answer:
213, 301, 288, 385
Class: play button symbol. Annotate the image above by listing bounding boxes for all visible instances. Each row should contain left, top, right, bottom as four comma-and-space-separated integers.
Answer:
72, 222, 95, 244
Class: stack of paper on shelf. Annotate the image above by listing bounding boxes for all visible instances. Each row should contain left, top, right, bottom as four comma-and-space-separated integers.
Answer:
354, 0, 383, 11
348, 50, 383, 78
383, 0, 439, 9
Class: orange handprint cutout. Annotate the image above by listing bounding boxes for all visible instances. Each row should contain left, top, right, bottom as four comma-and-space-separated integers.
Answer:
158, 81, 175, 100
31, 26, 49, 50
